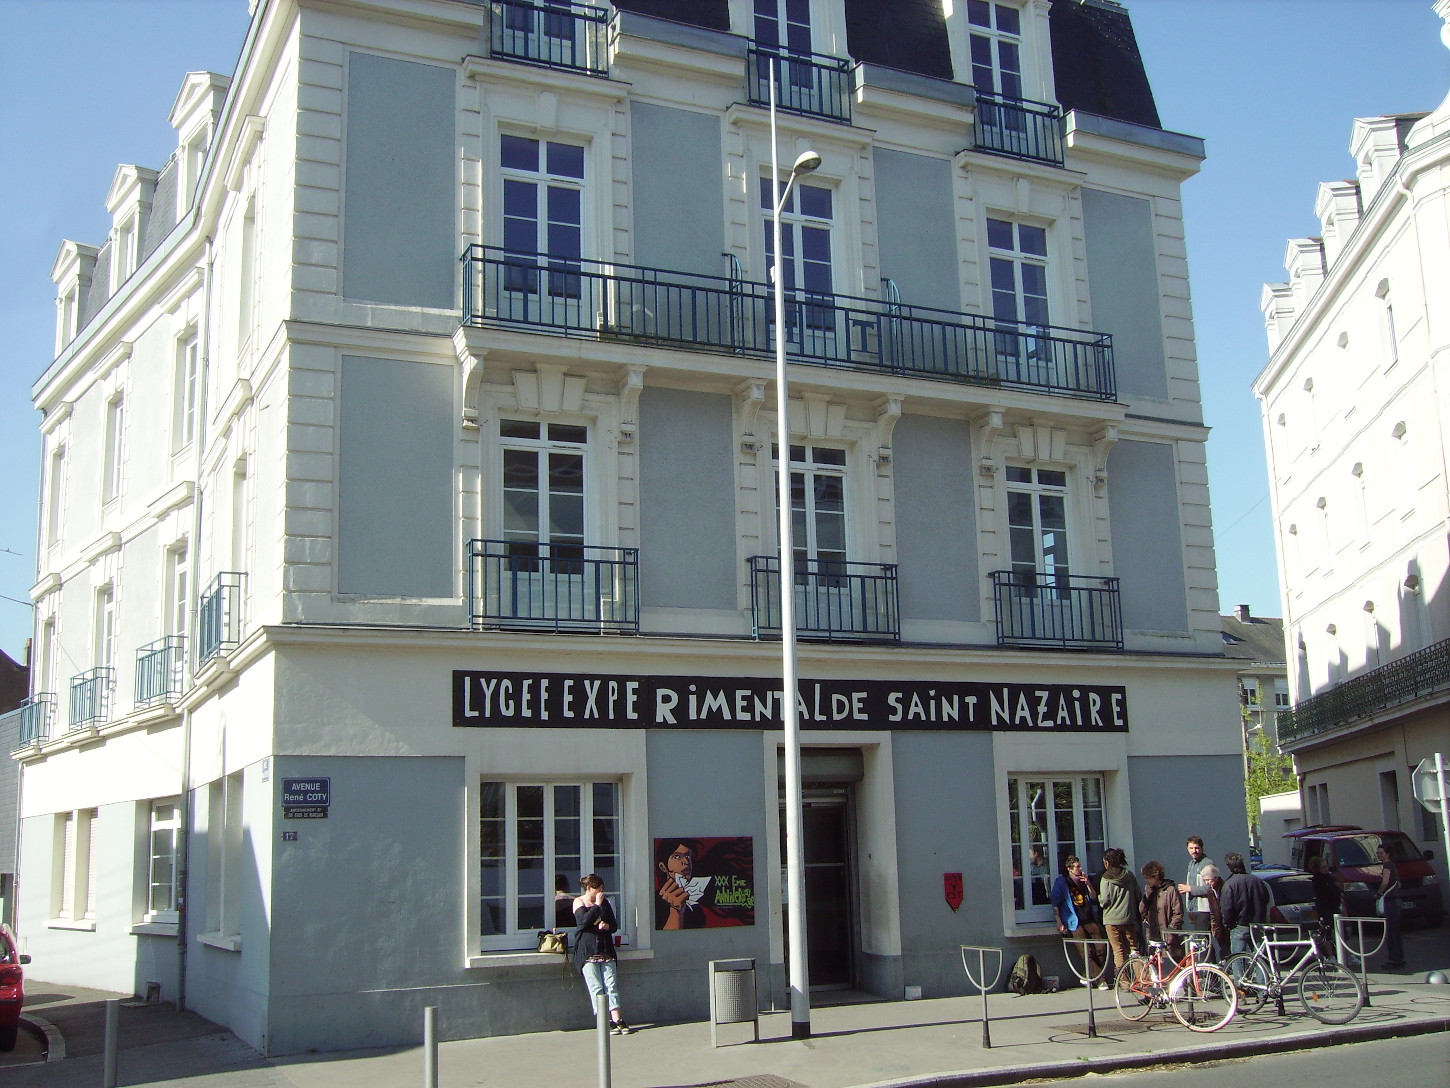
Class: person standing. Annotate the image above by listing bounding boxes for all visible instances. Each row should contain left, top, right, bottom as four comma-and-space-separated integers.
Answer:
1375, 843, 1405, 968
1178, 836, 1216, 932
1185, 864, 1227, 961
1051, 855, 1109, 987
1308, 855, 1343, 951
1139, 860, 1185, 964
1099, 847, 1143, 974
573, 874, 635, 1034
1218, 852, 1270, 956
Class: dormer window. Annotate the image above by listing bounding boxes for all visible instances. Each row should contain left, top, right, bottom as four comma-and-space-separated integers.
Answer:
103, 165, 157, 296
968, 1, 1023, 100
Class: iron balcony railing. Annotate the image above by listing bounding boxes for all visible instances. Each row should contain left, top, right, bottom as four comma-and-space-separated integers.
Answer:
749, 556, 900, 642
197, 572, 246, 667
973, 92, 1064, 166
489, 0, 609, 76
747, 45, 853, 123
468, 539, 639, 633
136, 635, 187, 706
69, 666, 116, 730
461, 247, 1116, 401
1278, 636, 1450, 745
990, 570, 1123, 651
3, 693, 56, 748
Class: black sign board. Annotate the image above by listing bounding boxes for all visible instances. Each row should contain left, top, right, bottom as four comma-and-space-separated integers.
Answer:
282, 777, 330, 820
452, 672, 1128, 733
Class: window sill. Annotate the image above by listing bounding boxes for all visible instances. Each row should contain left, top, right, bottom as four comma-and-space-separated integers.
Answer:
1006, 921, 1060, 939
197, 931, 241, 952
131, 921, 179, 937
47, 918, 96, 932
467, 949, 653, 970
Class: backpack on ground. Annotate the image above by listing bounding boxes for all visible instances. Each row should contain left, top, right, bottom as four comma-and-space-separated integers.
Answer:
1007, 953, 1044, 995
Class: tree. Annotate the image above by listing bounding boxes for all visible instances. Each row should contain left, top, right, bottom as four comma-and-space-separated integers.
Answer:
1244, 728, 1297, 841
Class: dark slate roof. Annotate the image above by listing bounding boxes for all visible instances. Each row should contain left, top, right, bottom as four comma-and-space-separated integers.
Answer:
611, 0, 729, 33
83, 242, 112, 330
1221, 613, 1287, 665
0, 649, 28, 715
1049, 0, 1160, 128
845, 0, 953, 82
143, 158, 180, 263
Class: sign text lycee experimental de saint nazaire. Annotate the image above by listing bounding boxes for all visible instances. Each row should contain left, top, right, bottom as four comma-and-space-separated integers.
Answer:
451, 671, 1128, 733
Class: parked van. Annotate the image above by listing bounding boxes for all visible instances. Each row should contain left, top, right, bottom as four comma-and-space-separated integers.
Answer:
1284, 826, 1443, 926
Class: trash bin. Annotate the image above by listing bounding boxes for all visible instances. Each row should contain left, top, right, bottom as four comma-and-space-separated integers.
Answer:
708, 958, 759, 1048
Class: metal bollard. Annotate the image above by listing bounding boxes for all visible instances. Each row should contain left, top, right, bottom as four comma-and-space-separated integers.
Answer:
103, 998, 119, 1088
595, 993, 612, 1088
1062, 937, 1111, 1040
959, 946, 1003, 1049
423, 1006, 438, 1088
1335, 916, 1386, 1007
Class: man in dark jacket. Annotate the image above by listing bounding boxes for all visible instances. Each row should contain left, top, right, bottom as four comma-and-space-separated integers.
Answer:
1218, 851, 1271, 956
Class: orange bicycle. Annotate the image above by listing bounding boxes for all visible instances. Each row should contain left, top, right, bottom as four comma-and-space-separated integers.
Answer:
1113, 931, 1237, 1032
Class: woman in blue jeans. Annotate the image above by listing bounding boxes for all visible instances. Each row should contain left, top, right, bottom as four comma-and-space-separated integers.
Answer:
574, 874, 635, 1034
1375, 844, 1405, 968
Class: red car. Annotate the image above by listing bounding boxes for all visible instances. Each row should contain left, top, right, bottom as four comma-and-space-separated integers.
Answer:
0, 924, 27, 1052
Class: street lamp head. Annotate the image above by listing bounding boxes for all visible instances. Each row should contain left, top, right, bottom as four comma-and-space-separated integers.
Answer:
792, 150, 823, 176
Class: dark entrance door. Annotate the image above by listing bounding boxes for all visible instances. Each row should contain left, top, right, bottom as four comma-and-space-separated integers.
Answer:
781, 784, 855, 989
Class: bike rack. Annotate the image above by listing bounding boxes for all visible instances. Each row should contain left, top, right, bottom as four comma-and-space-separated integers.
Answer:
1334, 915, 1386, 1007
960, 945, 1004, 1048
1061, 937, 1110, 1037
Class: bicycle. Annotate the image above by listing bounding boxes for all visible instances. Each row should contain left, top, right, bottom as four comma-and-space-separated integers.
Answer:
1223, 923, 1365, 1025
1113, 931, 1238, 1032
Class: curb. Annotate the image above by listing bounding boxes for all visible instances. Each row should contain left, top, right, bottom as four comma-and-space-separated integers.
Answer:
859, 1012, 1450, 1088
19, 1013, 65, 1062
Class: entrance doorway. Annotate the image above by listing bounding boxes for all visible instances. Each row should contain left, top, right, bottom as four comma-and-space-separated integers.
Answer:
781, 784, 856, 989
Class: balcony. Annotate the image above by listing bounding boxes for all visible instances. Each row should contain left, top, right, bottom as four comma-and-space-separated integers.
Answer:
69, 667, 115, 730
747, 45, 853, 123
468, 539, 638, 634
489, 0, 609, 76
973, 92, 1064, 166
990, 571, 1123, 651
3, 693, 55, 748
749, 556, 900, 642
461, 247, 1116, 401
1278, 637, 1450, 746
197, 572, 246, 667
136, 635, 187, 706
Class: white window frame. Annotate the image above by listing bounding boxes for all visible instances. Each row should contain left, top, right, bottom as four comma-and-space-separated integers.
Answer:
94, 585, 116, 671
499, 133, 587, 282
102, 395, 125, 505
1004, 464, 1071, 583
967, 0, 1026, 99
479, 778, 622, 952
173, 332, 199, 453
45, 442, 66, 550
165, 544, 190, 639
1006, 774, 1106, 925
146, 799, 182, 924
1242, 678, 1261, 708
50, 808, 98, 929
201, 772, 244, 947
770, 441, 849, 566
1273, 679, 1290, 710
500, 419, 589, 551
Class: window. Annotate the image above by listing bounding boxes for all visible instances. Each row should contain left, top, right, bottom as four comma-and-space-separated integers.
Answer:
166, 545, 189, 638
500, 134, 585, 297
988, 218, 1048, 328
173, 333, 199, 452
203, 772, 244, 943
147, 799, 182, 922
52, 808, 98, 926
479, 780, 620, 949
754, 0, 812, 56
1242, 678, 1261, 707
1273, 680, 1290, 710
761, 176, 834, 352
238, 199, 256, 346
1006, 466, 1069, 588
230, 459, 249, 571
1007, 776, 1105, 924
968, 1, 1023, 98
94, 585, 116, 671
103, 395, 125, 504
1306, 782, 1330, 825
501, 420, 587, 564
112, 216, 137, 289
1376, 279, 1397, 368
773, 442, 847, 571
45, 443, 65, 549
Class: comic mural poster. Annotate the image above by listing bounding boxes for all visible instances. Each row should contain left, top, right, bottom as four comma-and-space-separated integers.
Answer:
654, 837, 755, 929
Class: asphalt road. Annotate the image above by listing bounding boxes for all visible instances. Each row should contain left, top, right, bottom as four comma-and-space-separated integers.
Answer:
1080, 1031, 1450, 1086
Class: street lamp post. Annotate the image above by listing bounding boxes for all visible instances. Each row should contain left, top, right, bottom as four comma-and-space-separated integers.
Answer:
769, 57, 820, 1042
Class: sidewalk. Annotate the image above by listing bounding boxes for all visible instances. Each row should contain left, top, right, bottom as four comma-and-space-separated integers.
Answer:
7, 926, 1449, 1088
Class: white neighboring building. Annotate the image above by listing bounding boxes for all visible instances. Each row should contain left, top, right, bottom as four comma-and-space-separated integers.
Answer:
13, 0, 1241, 1055
1256, 1, 1450, 879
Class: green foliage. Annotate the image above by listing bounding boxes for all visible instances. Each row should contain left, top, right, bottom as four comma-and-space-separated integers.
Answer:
1245, 729, 1296, 833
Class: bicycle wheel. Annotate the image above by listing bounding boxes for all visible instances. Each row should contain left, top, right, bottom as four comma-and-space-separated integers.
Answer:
1170, 963, 1237, 1032
1114, 957, 1154, 1022
1295, 958, 1365, 1024
1222, 952, 1270, 1015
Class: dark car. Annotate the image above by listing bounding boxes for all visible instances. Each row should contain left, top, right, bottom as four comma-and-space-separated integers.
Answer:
1285, 826, 1444, 926
1258, 870, 1318, 926
0, 925, 28, 1052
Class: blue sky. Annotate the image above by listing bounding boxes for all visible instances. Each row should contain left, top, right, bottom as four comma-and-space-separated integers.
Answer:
1, 0, 1448, 663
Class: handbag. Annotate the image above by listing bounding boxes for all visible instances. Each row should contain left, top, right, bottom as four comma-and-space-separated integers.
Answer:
1375, 880, 1400, 916
537, 930, 568, 954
